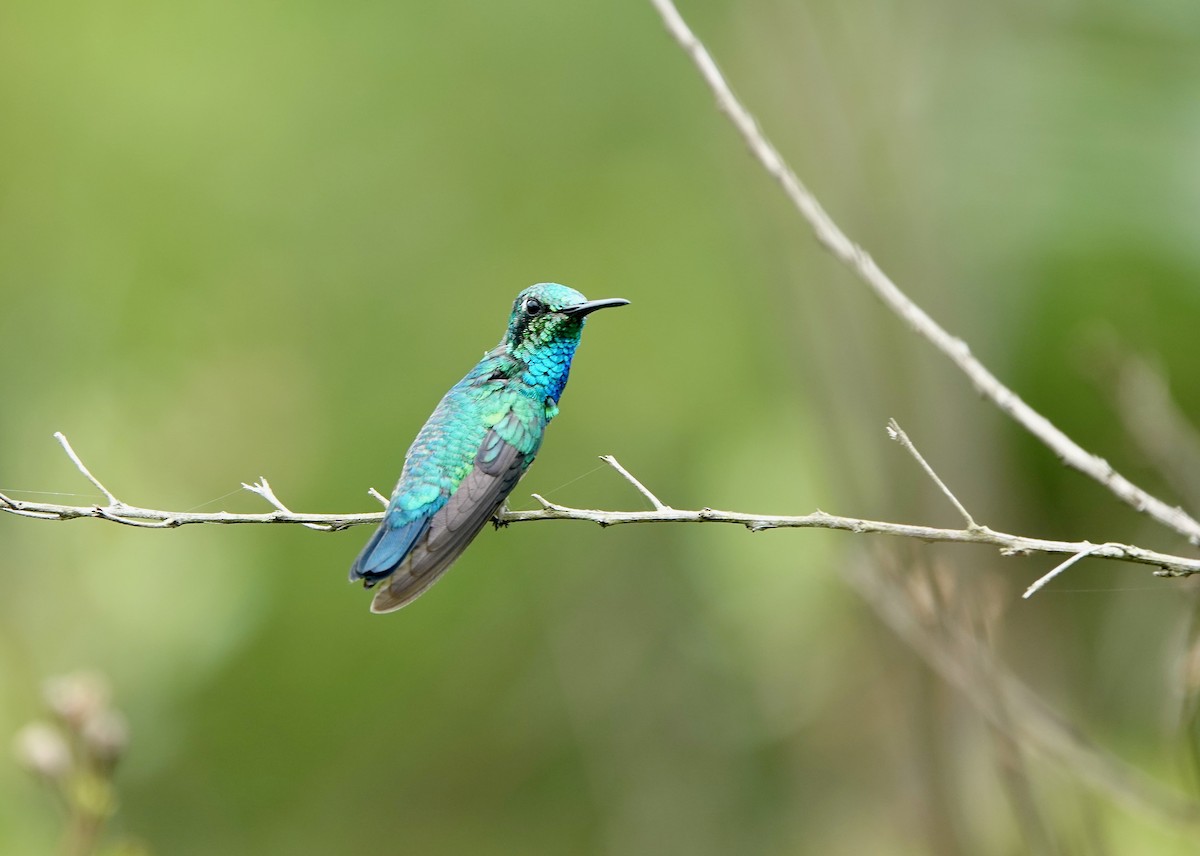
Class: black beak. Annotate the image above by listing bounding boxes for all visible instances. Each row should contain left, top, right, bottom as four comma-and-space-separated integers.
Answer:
560, 298, 630, 318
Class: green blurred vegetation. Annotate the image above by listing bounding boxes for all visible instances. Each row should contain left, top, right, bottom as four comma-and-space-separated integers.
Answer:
3, 0, 1200, 853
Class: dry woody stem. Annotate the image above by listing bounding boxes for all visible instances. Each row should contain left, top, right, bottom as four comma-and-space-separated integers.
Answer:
4, 432, 1200, 589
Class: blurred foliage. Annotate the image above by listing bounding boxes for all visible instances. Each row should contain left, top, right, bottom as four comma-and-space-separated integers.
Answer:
3, 0, 1200, 853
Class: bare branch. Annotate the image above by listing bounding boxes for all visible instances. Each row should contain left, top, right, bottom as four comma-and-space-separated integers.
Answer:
0, 493, 376, 529
6, 433, 1200, 579
368, 488, 389, 507
499, 502, 1200, 578
646, 0, 1200, 545
887, 419, 977, 528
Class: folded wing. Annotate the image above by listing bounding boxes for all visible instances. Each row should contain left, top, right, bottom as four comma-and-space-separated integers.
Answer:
369, 427, 530, 613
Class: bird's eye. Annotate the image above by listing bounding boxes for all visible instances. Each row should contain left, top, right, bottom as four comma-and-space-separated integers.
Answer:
523, 297, 545, 316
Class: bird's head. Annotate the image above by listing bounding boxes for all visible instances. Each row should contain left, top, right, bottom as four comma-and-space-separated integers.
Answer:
503, 283, 629, 355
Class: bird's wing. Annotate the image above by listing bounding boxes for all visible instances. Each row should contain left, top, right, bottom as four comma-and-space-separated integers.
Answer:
369, 416, 533, 613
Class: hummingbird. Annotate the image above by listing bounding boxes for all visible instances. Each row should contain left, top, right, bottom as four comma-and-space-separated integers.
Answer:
349, 283, 629, 613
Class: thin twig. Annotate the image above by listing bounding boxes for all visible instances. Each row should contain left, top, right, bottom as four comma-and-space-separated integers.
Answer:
600, 455, 669, 510
646, 0, 1200, 545
1, 505, 65, 520
54, 432, 121, 507
242, 477, 334, 532
1022, 543, 1109, 599
95, 507, 178, 529
887, 419, 977, 528
368, 488, 389, 507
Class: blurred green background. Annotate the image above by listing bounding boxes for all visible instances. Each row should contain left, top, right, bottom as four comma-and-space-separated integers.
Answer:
4, 0, 1200, 852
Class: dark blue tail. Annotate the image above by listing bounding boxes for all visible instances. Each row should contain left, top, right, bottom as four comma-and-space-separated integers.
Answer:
348, 515, 431, 587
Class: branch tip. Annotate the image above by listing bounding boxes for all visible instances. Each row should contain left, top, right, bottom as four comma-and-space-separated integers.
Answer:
1023, 543, 1106, 599
600, 455, 668, 510
886, 420, 978, 529
242, 476, 334, 532
54, 431, 121, 507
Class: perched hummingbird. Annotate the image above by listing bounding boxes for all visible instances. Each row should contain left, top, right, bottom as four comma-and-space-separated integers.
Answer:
350, 283, 629, 613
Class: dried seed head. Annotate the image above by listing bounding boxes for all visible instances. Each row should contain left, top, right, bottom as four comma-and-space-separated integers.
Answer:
13, 721, 71, 779
43, 672, 111, 731
82, 708, 129, 768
